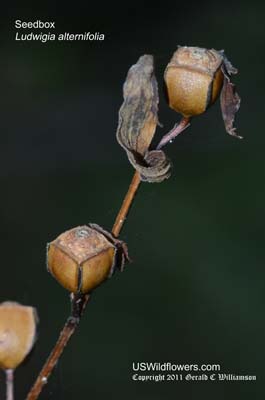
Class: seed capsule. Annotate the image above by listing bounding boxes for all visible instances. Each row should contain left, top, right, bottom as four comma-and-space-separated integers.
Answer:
165, 46, 224, 117
0, 302, 38, 370
47, 224, 129, 293
164, 46, 241, 138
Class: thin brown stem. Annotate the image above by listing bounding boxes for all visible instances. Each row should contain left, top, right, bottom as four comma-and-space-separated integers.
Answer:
156, 117, 191, 150
112, 171, 141, 237
6, 369, 14, 400
26, 117, 190, 400
26, 293, 90, 400
26, 171, 142, 400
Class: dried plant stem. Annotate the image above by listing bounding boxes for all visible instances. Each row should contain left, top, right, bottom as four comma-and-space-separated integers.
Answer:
26, 172, 141, 400
112, 119, 191, 235
156, 117, 191, 150
112, 171, 141, 236
6, 369, 14, 400
26, 294, 90, 400
26, 118, 190, 400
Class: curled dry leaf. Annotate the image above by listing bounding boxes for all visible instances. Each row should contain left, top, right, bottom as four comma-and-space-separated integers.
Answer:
117, 55, 171, 183
0, 301, 38, 370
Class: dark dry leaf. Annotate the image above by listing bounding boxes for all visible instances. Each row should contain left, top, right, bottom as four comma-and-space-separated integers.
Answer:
117, 55, 158, 154
220, 56, 242, 139
222, 54, 238, 75
116, 55, 171, 183
127, 149, 171, 183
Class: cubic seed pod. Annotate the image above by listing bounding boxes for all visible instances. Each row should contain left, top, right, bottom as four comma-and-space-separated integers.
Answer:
47, 224, 129, 293
165, 46, 223, 117
0, 302, 38, 370
164, 46, 241, 138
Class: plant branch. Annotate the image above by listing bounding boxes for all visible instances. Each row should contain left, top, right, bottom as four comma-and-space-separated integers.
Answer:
112, 171, 141, 237
25, 117, 190, 400
112, 118, 191, 235
6, 369, 14, 400
25, 171, 142, 400
26, 293, 90, 400
156, 117, 191, 150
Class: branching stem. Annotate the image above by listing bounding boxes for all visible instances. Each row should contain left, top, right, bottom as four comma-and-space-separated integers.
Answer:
26, 294, 90, 400
156, 117, 191, 150
26, 117, 190, 400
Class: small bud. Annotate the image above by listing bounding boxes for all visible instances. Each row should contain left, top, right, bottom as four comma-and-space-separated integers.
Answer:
164, 46, 241, 137
0, 302, 38, 370
47, 224, 129, 293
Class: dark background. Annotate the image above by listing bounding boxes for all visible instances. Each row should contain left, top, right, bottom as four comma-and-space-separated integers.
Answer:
1, 1, 265, 398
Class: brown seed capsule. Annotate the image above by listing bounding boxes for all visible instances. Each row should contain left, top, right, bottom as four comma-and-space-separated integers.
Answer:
164, 46, 224, 117
0, 302, 38, 370
164, 46, 241, 138
47, 224, 129, 293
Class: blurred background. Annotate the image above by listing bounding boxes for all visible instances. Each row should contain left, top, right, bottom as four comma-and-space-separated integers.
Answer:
1, 0, 265, 398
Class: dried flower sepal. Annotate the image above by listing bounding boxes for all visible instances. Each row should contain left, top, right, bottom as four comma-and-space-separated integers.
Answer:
0, 302, 38, 370
117, 55, 171, 183
220, 54, 242, 138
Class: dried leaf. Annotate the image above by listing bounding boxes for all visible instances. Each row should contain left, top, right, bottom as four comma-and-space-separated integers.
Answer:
116, 55, 171, 183
117, 55, 158, 154
127, 150, 171, 183
222, 54, 238, 75
220, 56, 242, 139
